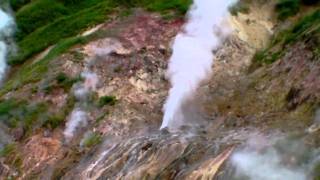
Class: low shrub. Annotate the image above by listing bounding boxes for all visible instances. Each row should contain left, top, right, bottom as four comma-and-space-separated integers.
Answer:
0, 99, 48, 133
98, 96, 117, 107
0, 143, 16, 157
275, 0, 300, 20
253, 10, 320, 65
81, 132, 102, 148
9, 0, 31, 11
229, 1, 250, 16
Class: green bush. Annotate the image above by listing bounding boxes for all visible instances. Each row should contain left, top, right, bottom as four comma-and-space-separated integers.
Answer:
16, 0, 69, 40
276, 0, 300, 20
0, 99, 47, 133
98, 96, 117, 107
41, 113, 65, 129
0, 143, 16, 157
229, 1, 250, 16
9, 0, 31, 11
253, 10, 320, 65
55, 72, 82, 91
81, 132, 102, 148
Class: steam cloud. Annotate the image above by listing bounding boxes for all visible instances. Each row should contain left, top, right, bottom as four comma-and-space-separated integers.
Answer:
73, 71, 99, 100
64, 72, 98, 141
230, 134, 320, 180
0, 8, 15, 83
64, 108, 88, 142
161, 0, 238, 130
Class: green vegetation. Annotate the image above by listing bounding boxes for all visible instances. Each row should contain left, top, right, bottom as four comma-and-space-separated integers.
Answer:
0, 96, 71, 133
41, 113, 65, 130
314, 162, 320, 180
41, 94, 76, 130
15, 0, 69, 40
0, 143, 16, 157
0, 0, 191, 132
229, 1, 250, 16
275, 0, 300, 20
0, 99, 47, 131
8, 0, 31, 11
82, 132, 102, 148
0, 96, 76, 133
56, 73, 82, 91
275, 0, 320, 20
0, 143, 23, 174
10, 0, 191, 65
98, 96, 117, 107
11, 1, 114, 65
1, 36, 86, 96
40, 72, 81, 94
253, 9, 320, 65
115, 0, 191, 14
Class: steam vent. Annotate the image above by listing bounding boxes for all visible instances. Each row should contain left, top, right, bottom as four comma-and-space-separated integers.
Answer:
0, 0, 320, 179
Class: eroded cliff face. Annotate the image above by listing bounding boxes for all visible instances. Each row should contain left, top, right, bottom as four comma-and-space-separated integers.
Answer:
0, 1, 320, 179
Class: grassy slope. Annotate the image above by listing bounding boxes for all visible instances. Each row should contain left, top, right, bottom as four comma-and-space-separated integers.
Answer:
253, 8, 320, 65
0, 0, 192, 131
0, 0, 191, 93
9, 0, 191, 65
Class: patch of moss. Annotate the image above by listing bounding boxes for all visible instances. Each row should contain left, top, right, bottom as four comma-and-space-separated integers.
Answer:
0, 143, 16, 157
8, 0, 31, 11
41, 113, 65, 130
0, 98, 49, 134
55, 72, 82, 92
252, 9, 320, 66
275, 0, 300, 20
0, 143, 22, 173
314, 162, 320, 180
229, 1, 250, 16
81, 132, 102, 148
98, 96, 117, 107
42, 92, 78, 130
95, 112, 108, 124
253, 50, 283, 65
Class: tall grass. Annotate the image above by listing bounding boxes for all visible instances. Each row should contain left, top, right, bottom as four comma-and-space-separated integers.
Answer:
253, 9, 320, 65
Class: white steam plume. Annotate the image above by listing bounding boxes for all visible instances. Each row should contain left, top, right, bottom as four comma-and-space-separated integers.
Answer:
64, 72, 98, 141
230, 135, 320, 180
0, 8, 15, 83
161, 0, 238, 130
64, 108, 88, 142
73, 71, 99, 100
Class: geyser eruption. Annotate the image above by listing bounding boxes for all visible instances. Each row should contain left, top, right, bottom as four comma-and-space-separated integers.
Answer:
0, 8, 15, 83
161, 0, 238, 129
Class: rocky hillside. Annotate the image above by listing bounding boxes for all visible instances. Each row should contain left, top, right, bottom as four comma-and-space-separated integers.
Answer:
0, 0, 320, 179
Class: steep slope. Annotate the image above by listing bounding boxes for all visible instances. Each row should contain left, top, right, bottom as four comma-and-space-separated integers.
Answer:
0, 0, 320, 179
